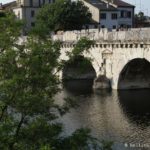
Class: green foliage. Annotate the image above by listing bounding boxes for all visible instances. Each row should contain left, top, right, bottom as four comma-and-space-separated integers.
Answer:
64, 37, 95, 74
0, 12, 113, 150
60, 128, 101, 150
135, 11, 146, 22
67, 37, 95, 59
0, 14, 62, 148
0, 12, 69, 150
36, 0, 92, 32
63, 56, 95, 79
101, 140, 114, 150
0, 12, 23, 51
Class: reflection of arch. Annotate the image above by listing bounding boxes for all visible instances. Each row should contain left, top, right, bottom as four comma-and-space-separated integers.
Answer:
62, 55, 96, 80
118, 90, 150, 126
118, 58, 150, 89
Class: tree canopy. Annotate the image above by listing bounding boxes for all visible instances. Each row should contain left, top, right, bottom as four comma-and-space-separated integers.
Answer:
134, 11, 146, 22
36, 0, 92, 32
0, 12, 114, 150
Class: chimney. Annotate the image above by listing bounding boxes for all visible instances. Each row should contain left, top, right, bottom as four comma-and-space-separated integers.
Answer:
106, 1, 109, 8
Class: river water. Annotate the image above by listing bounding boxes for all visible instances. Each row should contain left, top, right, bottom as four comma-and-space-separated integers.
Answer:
56, 80, 150, 150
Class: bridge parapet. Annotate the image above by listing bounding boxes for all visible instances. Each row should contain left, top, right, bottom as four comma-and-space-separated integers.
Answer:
52, 28, 150, 43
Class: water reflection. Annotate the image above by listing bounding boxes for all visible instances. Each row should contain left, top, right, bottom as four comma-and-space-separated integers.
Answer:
118, 90, 150, 126
62, 80, 94, 95
58, 80, 150, 150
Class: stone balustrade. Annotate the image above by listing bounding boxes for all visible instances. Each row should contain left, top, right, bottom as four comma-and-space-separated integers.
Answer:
52, 28, 150, 42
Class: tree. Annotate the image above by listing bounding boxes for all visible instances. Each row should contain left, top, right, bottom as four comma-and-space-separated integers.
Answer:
0, 12, 113, 150
36, 0, 92, 32
134, 11, 149, 27
135, 11, 146, 22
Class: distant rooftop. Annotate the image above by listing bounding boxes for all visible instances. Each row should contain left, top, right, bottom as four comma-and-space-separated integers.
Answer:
1, 1, 16, 10
85, 0, 135, 10
112, 0, 135, 7
85, 0, 118, 11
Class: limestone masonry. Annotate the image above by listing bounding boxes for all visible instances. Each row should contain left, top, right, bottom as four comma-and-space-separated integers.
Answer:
52, 28, 150, 89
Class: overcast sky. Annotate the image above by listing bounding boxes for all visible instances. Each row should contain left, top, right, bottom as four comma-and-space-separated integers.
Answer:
0, 0, 150, 16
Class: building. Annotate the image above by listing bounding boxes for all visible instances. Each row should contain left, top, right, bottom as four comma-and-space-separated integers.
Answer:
13, 0, 55, 32
1, 0, 135, 31
0, 1, 17, 11
82, 0, 135, 30
1, 0, 53, 31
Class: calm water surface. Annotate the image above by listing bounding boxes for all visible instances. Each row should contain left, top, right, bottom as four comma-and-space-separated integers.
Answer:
56, 80, 150, 150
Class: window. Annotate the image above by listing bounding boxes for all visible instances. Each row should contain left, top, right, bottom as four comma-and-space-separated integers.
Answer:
31, 22, 35, 27
127, 11, 131, 18
127, 25, 131, 28
120, 24, 124, 28
85, 25, 89, 29
94, 25, 98, 28
30, 0, 33, 6
101, 25, 105, 28
113, 25, 116, 29
111, 13, 117, 19
39, 0, 41, 6
100, 13, 106, 19
31, 10, 35, 17
121, 10, 131, 18
121, 10, 124, 18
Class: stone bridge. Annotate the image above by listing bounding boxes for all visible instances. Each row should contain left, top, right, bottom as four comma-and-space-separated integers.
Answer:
53, 28, 150, 90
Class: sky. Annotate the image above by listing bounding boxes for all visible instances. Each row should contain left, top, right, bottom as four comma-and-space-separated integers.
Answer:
0, 0, 150, 16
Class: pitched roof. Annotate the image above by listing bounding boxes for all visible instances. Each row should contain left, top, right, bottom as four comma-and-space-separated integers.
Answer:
2, 1, 17, 10
84, 0, 118, 11
113, 0, 135, 7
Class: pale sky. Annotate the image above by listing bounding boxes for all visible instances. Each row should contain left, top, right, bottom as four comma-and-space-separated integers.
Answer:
0, 0, 150, 16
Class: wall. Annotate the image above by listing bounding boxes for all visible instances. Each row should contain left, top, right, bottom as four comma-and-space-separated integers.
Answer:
52, 28, 150, 42
53, 28, 150, 89
100, 10, 119, 30
13, 7, 39, 31
14, 0, 52, 31
117, 7, 134, 27
81, 0, 100, 23
22, 7, 39, 30
13, 8, 23, 19
111, 44, 150, 89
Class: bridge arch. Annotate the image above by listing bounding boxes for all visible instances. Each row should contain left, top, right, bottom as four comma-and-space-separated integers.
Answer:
62, 55, 96, 80
117, 58, 150, 89
58, 47, 102, 80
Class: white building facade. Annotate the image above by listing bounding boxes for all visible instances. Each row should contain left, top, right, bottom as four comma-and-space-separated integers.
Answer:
3, 0, 135, 31
13, 0, 53, 32
82, 0, 135, 30
100, 10, 119, 29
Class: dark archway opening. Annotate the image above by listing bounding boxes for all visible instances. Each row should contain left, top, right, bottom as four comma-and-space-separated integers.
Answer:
118, 58, 150, 90
62, 56, 96, 94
